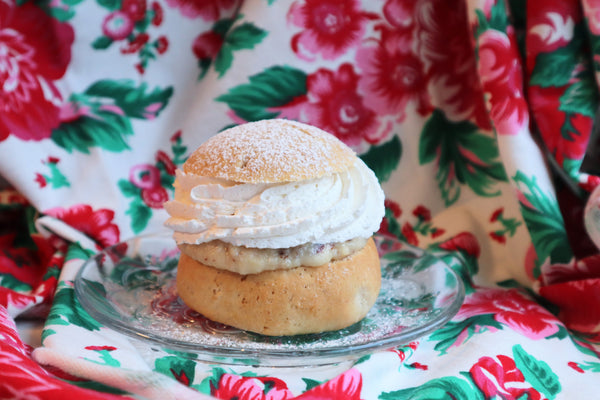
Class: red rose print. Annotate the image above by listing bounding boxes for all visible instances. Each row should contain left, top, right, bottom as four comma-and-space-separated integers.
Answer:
121, 33, 150, 54
192, 31, 224, 60
382, 0, 416, 29
35, 173, 47, 188
141, 186, 168, 209
412, 205, 431, 221
151, 1, 164, 25
477, 29, 528, 136
470, 355, 542, 400
401, 222, 418, 246
305, 63, 381, 146
413, 0, 490, 129
356, 26, 431, 121
385, 199, 402, 218
528, 85, 591, 166
0, 1, 74, 142
490, 207, 504, 222
44, 205, 120, 248
212, 373, 293, 400
85, 345, 116, 351
489, 231, 506, 244
156, 150, 176, 175
295, 368, 363, 400
288, 0, 373, 61
457, 288, 561, 340
568, 361, 585, 373
438, 232, 481, 258
156, 36, 169, 54
164, 0, 238, 21
121, 0, 147, 22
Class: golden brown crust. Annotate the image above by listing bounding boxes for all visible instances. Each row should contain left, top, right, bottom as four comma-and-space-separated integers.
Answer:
182, 119, 357, 183
176, 238, 381, 336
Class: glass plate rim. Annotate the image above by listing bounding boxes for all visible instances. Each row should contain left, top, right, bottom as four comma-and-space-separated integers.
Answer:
74, 232, 465, 366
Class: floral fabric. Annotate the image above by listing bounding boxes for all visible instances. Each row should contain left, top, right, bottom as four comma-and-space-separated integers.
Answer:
1, 0, 600, 398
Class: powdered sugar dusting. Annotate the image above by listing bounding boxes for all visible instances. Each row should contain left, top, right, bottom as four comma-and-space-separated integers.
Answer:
183, 119, 357, 183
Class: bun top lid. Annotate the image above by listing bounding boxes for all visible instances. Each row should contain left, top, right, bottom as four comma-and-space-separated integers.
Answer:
183, 119, 357, 183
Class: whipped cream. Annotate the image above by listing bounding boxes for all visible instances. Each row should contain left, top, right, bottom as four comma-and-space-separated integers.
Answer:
164, 159, 385, 249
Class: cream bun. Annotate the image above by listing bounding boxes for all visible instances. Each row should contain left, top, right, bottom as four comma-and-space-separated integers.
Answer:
164, 119, 385, 336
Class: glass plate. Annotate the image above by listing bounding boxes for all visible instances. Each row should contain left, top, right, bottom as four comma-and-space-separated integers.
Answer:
75, 232, 464, 367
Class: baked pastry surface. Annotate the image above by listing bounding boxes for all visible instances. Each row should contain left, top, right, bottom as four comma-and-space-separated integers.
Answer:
176, 238, 381, 336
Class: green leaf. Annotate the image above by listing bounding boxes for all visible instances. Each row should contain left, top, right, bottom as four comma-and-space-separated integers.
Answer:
530, 24, 585, 88
65, 241, 95, 261
0, 273, 32, 292
45, 282, 103, 331
118, 179, 141, 198
429, 314, 502, 354
487, 0, 509, 33
513, 171, 572, 271
302, 378, 322, 391
359, 135, 402, 183
214, 47, 234, 77
126, 200, 152, 234
559, 77, 599, 118
513, 345, 561, 399
380, 376, 483, 400
155, 356, 196, 386
92, 36, 113, 50
225, 22, 267, 51
216, 65, 307, 121
420, 109, 506, 206
52, 112, 132, 154
84, 80, 174, 119
49, 7, 75, 21
96, 0, 120, 11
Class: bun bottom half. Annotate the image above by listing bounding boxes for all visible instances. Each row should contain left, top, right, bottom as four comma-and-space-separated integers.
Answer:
176, 237, 381, 336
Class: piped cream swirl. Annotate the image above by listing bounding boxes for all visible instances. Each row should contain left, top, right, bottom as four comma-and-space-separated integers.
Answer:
164, 159, 385, 249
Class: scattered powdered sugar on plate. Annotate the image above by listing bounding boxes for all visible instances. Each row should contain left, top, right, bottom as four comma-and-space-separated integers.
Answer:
75, 233, 464, 367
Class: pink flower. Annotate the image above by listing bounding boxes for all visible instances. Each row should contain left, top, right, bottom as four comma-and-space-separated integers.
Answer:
129, 164, 160, 189
165, 0, 237, 21
44, 205, 120, 248
356, 26, 431, 120
478, 29, 529, 136
457, 289, 561, 340
584, 0, 600, 35
470, 355, 542, 400
295, 368, 362, 400
288, 0, 371, 61
305, 63, 380, 146
0, 1, 73, 142
212, 374, 293, 400
102, 11, 134, 40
